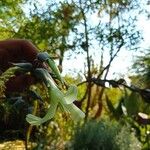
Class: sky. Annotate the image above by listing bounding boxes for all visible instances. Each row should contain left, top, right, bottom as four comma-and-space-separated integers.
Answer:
62, 2, 150, 79
23, 0, 150, 80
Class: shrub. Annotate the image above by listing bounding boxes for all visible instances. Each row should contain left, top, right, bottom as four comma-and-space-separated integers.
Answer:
71, 120, 141, 150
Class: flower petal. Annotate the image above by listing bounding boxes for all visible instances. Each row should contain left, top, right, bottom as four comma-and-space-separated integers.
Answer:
63, 103, 85, 121
47, 59, 64, 84
63, 85, 78, 104
40, 100, 58, 123
26, 114, 42, 126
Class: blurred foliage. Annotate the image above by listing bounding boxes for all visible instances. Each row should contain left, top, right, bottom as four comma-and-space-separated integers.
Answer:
32, 112, 76, 149
132, 50, 150, 88
105, 89, 150, 149
0, 0, 27, 39
0, 0, 150, 149
0, 67, 18, 96
105, 88, 122, 105
71, 120, 141, 150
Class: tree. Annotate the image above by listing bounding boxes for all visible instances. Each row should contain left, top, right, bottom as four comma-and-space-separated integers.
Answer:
0, 0, 26, 39
14, 1, 82, 71
132, 50, 150, 88
0, 0, 146, 119
92, 0, 142, 118
69, 0, 142, 119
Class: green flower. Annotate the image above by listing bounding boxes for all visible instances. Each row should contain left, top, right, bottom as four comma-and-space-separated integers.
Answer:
26, 68, 85, 126
37, 52, 64, 84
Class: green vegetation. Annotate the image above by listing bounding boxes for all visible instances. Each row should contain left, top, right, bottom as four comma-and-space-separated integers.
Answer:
0, 0, 150, 149
72, 120, 141, 150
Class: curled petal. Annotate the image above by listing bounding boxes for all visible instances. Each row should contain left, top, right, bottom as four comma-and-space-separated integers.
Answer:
63, 103, 85, 121
26, 100, 58, 126
39, 100, 58, 124
26, 114, 42, 126
63, 85, 78, 104
26, 68, 85, 125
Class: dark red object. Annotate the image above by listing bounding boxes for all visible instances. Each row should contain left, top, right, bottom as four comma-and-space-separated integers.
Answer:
5, 74, 37, 93
0, 39, 39, 93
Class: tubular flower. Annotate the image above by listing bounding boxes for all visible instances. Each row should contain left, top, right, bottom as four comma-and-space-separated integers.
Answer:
26, 68, 85, 126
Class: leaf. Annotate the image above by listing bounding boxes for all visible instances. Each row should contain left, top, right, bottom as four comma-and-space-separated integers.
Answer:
106, 95, 124, 119
140, 89, 150, 103
11, 62, 33, 71
124, 92, 140, 117
106, 95, 116, 114
115, 97, 123, 116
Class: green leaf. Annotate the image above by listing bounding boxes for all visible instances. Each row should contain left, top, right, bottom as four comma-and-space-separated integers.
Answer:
106, 95, 116, 114
124, 92, 141, 117
115, 98, 123, 117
